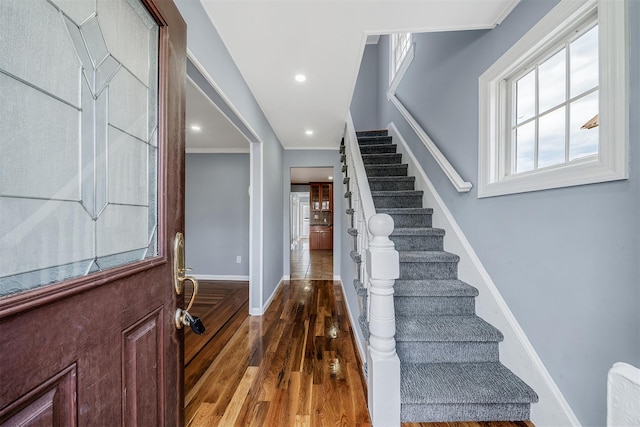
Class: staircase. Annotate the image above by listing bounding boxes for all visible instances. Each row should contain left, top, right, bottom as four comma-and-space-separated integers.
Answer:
355, 129, 538, 423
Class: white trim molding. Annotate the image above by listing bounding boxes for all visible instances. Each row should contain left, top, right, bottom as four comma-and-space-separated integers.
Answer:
250, 277, 284, 316
187, 50, 262, 145
388, 122, 580, 426
478, 0, 629, 198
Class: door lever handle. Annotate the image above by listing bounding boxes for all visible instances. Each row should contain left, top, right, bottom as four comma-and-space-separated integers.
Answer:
173, 232, 202, 329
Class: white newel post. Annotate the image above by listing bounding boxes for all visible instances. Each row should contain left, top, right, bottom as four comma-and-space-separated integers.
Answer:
366, 214, 401, 427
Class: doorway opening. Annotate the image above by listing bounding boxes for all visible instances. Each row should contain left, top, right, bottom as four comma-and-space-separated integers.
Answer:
289, 167, 334, 280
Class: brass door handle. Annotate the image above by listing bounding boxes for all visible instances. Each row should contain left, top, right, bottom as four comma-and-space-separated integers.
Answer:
173, 232, 200, 329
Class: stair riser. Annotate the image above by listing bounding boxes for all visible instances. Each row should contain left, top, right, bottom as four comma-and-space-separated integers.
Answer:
396, 341, 498, 363
391, 235, 443, 251
374, 196, 422, 209
365, 165, 408, 177
362, 154, 403, 165
401, 403, 531, 423
386, 213, 433, 228
399, 261, 458, 280
357, 130, 388, 138
359, 144, 397, 154
358, 139, 393, 146
394, 296, 474, 316
368, 180, 415, 191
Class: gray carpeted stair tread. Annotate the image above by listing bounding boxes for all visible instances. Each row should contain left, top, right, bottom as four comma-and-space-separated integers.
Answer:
401, 363, 538, 405
358, 136, 393, 145
368, 176, 415, 183
365, 163, 406, 169
362, 153, 402, 163
399, 251, 460, 263
394, 279, 479, 297
372, 190, 423, 197
368, 176, 416, 191
360, 144, 398, 154
392, 227, 445, 236
365, 164, 408, 175
357, 129, 388, 137
378, 207, 433, 215
396, 315, 503, 342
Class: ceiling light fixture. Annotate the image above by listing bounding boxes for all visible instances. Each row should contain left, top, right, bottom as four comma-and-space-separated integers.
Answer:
305, 130, 313, 136
295, 74, 306, 82
190, 125, 201, 131
328, 176, 333, 180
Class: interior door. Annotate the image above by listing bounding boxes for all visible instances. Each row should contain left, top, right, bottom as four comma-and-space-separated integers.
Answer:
0, 0, 186, 425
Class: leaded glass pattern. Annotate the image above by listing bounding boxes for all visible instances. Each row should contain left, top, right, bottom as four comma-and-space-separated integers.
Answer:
0, 0, 160, 296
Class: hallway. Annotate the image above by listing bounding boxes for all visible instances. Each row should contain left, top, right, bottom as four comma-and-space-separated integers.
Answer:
290, 238, 333, 280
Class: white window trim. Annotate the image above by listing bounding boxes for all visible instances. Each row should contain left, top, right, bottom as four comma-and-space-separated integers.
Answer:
478, 0, 628, 198
389, 33, 414, 89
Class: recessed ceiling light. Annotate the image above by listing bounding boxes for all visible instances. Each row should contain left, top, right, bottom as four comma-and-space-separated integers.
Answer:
305, 130, 313, 136
191, 125, 201, 131
328, 176, 333, 180
295, 74, 306, 82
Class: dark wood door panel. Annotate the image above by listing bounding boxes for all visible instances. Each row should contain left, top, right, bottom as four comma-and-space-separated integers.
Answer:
0, 267, 174, 425
122, 307, 164, 427
0, 364, 76, 427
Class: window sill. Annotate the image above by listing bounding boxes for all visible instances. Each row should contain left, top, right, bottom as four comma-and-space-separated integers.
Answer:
477, 158, 627, 198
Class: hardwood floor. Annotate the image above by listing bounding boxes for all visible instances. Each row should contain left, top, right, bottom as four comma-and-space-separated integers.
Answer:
184, 256, 534, 427
290, 238, 333, 280
184, 281, 249, 395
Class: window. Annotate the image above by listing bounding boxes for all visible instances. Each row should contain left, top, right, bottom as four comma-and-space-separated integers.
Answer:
478, 0, 628, 198
390, 32, 412, 84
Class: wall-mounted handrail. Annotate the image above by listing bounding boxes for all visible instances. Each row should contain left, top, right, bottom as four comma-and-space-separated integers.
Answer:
387, 91, 472, 193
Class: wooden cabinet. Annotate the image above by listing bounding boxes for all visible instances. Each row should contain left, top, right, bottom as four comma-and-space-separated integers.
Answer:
309, 182, 333, 250
310, 226, 333, 250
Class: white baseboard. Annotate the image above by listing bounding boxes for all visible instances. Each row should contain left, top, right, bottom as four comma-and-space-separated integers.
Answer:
333, 275, 341, 281
388, 122, 580, 427
191, 274, 249, 281
283, 275, 291, 281
250, 277, 285, 316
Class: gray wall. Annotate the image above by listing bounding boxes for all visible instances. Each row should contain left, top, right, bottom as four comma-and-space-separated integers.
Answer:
185, 154, 249, 277
175, 0, 285, 311
283, 150, 342, 277
350, 0, 640, 425
350, 43, 379, 131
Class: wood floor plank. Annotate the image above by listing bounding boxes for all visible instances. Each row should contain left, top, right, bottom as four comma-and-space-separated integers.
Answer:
218, 366, 258, 426
184, 300, 249, 393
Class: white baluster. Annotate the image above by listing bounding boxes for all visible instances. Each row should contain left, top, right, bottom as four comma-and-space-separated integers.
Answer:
366, 213, 400, 427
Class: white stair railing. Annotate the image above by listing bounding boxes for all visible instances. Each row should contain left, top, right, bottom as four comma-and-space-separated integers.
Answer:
342, 112, 401, 427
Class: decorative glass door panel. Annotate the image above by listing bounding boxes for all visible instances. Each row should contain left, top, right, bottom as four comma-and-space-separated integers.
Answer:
0, 0, 159, 296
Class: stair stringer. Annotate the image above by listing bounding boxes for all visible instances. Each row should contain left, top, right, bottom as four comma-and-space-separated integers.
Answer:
387, 122, 580, 427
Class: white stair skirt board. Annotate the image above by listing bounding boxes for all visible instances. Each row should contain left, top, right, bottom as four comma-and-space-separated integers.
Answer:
607, 362, 640, 427
387, 122, 580, 426
192, 274, 250, 281
337, 278, 367, 368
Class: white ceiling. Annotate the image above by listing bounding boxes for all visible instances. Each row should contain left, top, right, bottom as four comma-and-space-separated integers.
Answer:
193, 0, 519, 151
290, 167, 334, 184
185, 78, 251, 153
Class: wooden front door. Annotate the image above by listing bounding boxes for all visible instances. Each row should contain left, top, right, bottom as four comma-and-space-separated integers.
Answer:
0, 0, 186, 425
